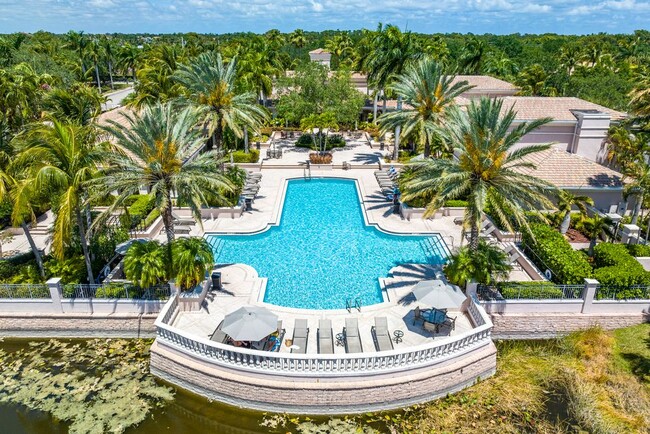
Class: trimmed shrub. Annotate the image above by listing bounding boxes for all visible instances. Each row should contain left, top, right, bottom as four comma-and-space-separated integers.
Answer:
120, 194, 155, 229
522, 223, 592, 284
592, 243, 650, 287
626, 244, 650, 257
295, 134, 314, 148
295, 134, 345, 150
231, 149, 259, 163
444, 200, 468, 208
498, 281, 566, 299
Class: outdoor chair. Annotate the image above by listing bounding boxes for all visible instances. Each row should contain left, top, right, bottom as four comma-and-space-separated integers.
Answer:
413, 306, 425, 325
343, 318, 363, 353
174, 225, 192, 235
443, 315, 457, 332
172, 211, 195, 226
210, 321, 229, 344
291, 319, 309, 354
318, 319, 334, 354
371, 317, 394, 352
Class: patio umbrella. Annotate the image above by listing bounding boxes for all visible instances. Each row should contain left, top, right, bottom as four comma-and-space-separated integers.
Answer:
411, 280, 466, 309
221, 305, 278, 342
114, 238, 148, 255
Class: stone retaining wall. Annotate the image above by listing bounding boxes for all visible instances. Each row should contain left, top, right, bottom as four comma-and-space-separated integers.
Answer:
490, 312, 649, 339
0, 313, 158, 338
149, 339, 497, 414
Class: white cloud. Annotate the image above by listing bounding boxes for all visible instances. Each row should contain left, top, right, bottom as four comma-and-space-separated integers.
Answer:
311, 1, 324, 12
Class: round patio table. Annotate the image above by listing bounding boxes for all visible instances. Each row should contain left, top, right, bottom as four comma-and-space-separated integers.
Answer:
393, 330, 404, 344
335, 333, 345, 346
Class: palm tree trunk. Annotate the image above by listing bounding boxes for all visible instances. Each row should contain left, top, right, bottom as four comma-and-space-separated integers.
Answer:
161, 205, 175, 245
469, 220, 479, 252
393, 96, 403, 160
213, 123, 223, 152
560, 212, 571, 234
108, 61, 114, 90
372, 92, 379, 124
424, 135, 431, 158
632, 194, 643, 224
94, 63, 102, 93
588, 238, 597, 256
75, 208, 94, 283
244, 125, 249, 153
21, 221, 45, 278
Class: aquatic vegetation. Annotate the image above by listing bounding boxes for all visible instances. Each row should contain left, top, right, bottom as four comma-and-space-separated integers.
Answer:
0, 339, 174, 434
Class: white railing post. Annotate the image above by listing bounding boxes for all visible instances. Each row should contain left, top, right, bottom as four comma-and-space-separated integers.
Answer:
581, 278, 599, 313
47, 277, 63, 313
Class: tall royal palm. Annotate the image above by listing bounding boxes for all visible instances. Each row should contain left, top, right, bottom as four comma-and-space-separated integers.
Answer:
365, 24, 420, 156
174, 53, 267, 152
378, 58, 473, 159
15, 121, 103, 283
402, 97, 556, 251
97, 103, 233, 245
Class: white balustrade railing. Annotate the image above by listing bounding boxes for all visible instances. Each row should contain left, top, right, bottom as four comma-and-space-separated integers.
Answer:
154, 296, 494, 378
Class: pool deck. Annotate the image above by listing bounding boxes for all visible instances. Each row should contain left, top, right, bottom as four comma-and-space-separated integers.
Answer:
172, 263, 475, 354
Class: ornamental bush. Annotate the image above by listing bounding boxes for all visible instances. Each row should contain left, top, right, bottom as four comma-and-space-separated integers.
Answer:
592, 242, 650, 287
522, 223, 592, 284
498, 281, 566, 299
626, 244, 650, 257
231, 149, 259, 163
444, 200, 469, 208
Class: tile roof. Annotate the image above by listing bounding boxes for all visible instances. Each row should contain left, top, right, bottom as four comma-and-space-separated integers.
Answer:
309, 48, 330, 54
452, 75, 519, 91
515, 147, 625, 189
500, 96, 626, 121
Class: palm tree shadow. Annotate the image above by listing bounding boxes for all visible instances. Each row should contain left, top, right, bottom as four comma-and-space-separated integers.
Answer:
351, 152, 384, 164
618, 335, 650, 384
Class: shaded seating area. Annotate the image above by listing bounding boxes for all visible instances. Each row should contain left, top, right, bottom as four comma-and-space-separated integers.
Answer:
290, 319, 309, 354
172, 211, 195, 226
371, 316, 394, 351
343, 318, 363, 353
317, 319, 334, 354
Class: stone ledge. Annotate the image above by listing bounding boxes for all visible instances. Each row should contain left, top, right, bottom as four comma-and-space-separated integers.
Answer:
149, 340, 497, 414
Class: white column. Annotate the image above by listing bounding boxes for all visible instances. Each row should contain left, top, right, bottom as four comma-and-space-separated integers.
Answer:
47, 277, 63, 313
581, 278, 599, 313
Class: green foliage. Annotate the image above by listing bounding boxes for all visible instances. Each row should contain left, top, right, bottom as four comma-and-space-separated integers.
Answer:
295, 133, 346, 150
123, 241, 168, 288
231, 149, 260, 163
0, 339, 174, 434
498, 281, 566, 299
444, 240, 512, 286
626, 244, 650, 257
90, 226, 129, 274
45, 256, 86, 284
444, 200, 468, 207
523, 223, 593, 284
592, 243, 650, 288
171, 237, 213, 292
276, 62, 364, 126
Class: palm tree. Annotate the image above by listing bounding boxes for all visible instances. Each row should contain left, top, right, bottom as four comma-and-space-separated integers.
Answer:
629, 68, 650, 127
484, 52, 518, 79
87, 38, 103, 92
289, 29, 307, 48
444, 240, 512, 287
123, 241, 167, 288
65, 30, 88, 75
365, 24, 421, 128
117, 43, 139, 83
15, 120, 102, 283
459, 37, 487, 74
516, 64, 558, 96
401, 97, 556, 251
623, 160, 650, 224
556, 190, 594, 234
43, 84, 106, 126
101, 37, 116, 90
128, 44, 184, 109
96, 103, 233, 246
172, 237, 213, 291
0, 163, 45, 277
174, 52, 267, 152
325, 34, 353, 65
378, 58, 473, 159
578, 215, 612, 256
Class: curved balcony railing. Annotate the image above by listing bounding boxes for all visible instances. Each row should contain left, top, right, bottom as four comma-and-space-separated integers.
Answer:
154, 296, 493, 378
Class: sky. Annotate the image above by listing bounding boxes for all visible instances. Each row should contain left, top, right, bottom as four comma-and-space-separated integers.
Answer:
0, 0, 649, 35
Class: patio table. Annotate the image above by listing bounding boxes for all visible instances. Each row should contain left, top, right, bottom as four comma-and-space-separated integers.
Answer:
425, 309, 447, 325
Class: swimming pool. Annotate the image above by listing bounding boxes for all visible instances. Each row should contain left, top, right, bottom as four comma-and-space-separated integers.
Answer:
207, 178, 448, 310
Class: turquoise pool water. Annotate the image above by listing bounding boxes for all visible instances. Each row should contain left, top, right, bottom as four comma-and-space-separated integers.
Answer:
207, 178, 448, 310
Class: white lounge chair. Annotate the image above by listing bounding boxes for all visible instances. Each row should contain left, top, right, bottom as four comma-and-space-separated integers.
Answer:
317, 319, 334, 354
343, 318, 362, 353
291, 319, 309, 354
371, 317, 394, 351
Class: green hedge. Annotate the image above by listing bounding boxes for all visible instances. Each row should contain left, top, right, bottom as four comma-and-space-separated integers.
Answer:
232, 149, 259, 163
498, 282, 566, 299
592, 243, 650, 286
444, 200, 468, 208
295, 134, 346, 150
522, 223, 592, 284
119, 194, 156, 229
626, 244, 650, 257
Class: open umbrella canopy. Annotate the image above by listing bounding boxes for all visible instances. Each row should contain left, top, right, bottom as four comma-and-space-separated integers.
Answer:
221, 305, 278, 342
412, 280, 466, 309
115, 238, 148, 255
